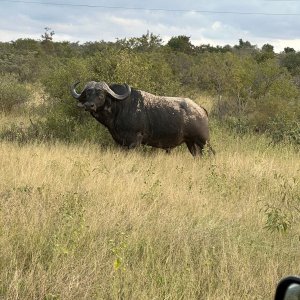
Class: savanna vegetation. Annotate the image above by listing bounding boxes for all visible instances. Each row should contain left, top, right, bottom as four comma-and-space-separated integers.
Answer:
0, 29, 299, 299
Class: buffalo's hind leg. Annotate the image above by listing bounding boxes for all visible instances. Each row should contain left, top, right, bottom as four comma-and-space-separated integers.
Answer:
206, 142, 216, 155
197, 143, 205, 155
186, 142, 198, 157
195, 137, 215, 156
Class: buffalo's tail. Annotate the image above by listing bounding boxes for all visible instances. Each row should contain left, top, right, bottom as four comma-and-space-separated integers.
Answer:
206, 141, 216, 156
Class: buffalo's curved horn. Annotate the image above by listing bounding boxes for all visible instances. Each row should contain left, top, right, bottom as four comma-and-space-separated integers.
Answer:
71, 81, 81, 99
105, 83, 131, 100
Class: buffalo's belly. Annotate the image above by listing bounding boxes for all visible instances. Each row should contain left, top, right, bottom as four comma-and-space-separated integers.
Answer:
143, 136, 184, 149
144, 110, 185, 148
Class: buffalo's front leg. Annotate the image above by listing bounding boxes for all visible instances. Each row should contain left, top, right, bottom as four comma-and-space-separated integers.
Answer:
127, 132, 143, 149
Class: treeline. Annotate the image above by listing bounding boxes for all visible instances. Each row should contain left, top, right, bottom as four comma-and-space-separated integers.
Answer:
0, 32, 299, 145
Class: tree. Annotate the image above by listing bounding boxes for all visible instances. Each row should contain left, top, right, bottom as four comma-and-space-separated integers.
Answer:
284, 47, 295, 54
262, 43, 274, 53
116, 31, 163, 52
12, 38, 40, 52
195, 44, 232, 54
256, 43, 275, 62
41, 27, 55, 43
41, 27, 55, 53
167, 35, 194, 54
233, 39, 258, 56
234, 39, 256, 50
280, 51, 300, 76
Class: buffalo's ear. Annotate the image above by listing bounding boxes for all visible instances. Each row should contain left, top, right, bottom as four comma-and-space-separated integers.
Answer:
105, 96, 111, 107
78, 88, 87, 100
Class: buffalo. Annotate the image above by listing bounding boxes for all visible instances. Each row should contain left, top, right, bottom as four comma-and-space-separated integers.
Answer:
71, 81, 215, 156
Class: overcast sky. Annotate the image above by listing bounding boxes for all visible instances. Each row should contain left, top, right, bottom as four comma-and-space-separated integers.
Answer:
1, 0, 300, 52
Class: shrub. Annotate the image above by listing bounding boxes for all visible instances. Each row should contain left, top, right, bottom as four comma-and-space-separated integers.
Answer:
0, 113, 113, 145
195, 53, 300, 145
267, 117, 300, 145
89, 49, 181, 96
37, 57, 112, 143
0, 74, 31, 112
37, 111, 113, 144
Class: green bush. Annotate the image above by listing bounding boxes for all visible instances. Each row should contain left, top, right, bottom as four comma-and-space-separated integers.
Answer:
0, 113, 113, 145
1, 36, 299, 147
37, 110, 113, 144
0, 74, 31, 112
193, 53, 300, 145
37, 57, 107, 143
267, 117, 300, 145
0, 39, 44, 82
223, 117, 253, 135
89, 49, 181, 96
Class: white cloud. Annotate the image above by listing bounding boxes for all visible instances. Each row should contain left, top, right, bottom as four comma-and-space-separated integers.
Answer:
109, 16, 144, 28
1, 0, 300, 52
212, 21, 222, 31
263, 38, 300, 52
0, 29, 40, 42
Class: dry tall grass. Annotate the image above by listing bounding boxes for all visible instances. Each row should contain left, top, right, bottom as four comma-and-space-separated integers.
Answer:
0, 133, 299, 299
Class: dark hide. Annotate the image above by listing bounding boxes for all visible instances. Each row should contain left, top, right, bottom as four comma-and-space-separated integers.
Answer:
71, 81, 215, 156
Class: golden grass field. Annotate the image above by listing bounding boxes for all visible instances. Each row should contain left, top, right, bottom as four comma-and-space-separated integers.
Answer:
0, 90, 299, 299
0, 124, 299, 299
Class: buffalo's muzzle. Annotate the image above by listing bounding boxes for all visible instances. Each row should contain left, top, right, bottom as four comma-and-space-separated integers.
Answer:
84, 103, 96, 112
